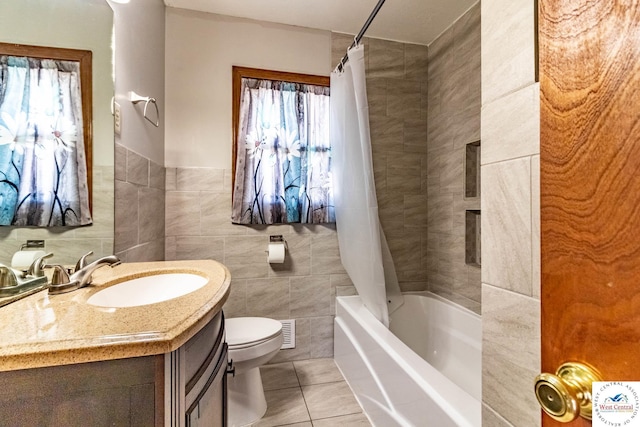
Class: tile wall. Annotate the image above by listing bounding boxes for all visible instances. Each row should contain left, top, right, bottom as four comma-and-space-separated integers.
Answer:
164, 167, 351, 362
114, 143, 166, 262
331, 33, 430, 293
481, 0, 541, 425
426, 4, 481, 313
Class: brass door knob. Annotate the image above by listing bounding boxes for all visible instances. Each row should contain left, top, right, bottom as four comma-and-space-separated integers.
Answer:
534, 362, 602, 422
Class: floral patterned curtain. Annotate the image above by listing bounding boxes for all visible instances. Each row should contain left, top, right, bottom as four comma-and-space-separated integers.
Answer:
232, 78, 334, 224
0, 56, 91, 226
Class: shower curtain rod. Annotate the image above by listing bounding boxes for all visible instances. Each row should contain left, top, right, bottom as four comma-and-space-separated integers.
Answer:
336, 0, 387, 72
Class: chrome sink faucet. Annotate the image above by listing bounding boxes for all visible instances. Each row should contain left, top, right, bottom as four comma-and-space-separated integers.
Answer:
48, 253, 121, 295
0, 252, 53, 298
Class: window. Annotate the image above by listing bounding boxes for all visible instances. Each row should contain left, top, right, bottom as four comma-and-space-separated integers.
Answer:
0, 43, 93, 227
231, 67, 333, 224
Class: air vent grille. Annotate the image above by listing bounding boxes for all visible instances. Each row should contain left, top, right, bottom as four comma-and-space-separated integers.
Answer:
280, 319, 295, 349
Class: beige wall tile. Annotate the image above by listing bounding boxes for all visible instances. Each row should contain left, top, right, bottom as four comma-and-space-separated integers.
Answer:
427, 193, 454, 234
149, 160, 166, 190
126, 150, 149, 187
483, 403, 514, 427
377, 192, 404, 237
223, 278, 247, 318
387, 153, 422, 193
200, 192, 247, 236
482, 83, 540, 165
387, 81, 422, 121
453, 106, 481, 149
453, 2, 481, 61
311, 234, 345, 275
165, 191, 201, 237
531, 155, 541, 299
388, 232, 422, 271
439, 147, 464, 194
403, 195, 428, 225
403, 119, 428, 153
46, 239, 109, 263
404, 43, 428, 82
368, 38, 404, 79
115, 143, 126, 182
80, 185, 114, 239
424, 3, 481, 308
114, 180, 139, 253
370, 115, 403, 153
124, 239, 165, 262
482, 284, 541, 426
309, 316, 334, 358
427, 112, 454, 152
139, 187, 165, 243
246, 277, 290, 318
290, 276, 331, 318
168, 236, 224, 261
176, 167, 224, 192
224, 235, 270, 279
366, 77, 387, 117
481, 158, 532, 295
165, 167, 176, 191
481, 0, 536, 105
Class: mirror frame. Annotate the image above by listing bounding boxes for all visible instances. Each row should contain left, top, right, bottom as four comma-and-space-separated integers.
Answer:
0, 42, 93, 211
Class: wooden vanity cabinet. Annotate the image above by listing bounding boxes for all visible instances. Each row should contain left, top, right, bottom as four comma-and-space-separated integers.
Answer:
0, 311, 227, 427
167, 311, 228, 427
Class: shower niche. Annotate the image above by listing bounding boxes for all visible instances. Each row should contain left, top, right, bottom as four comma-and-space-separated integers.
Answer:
464, 140, 481, 199
465, 210, 481, 267
464, 140, 481, 267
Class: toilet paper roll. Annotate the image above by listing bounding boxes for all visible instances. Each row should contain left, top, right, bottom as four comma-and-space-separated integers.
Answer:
267, 243, 286, 264
11, 250, 46, 270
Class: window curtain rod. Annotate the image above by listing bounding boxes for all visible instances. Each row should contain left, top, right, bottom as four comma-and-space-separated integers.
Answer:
335, 0, 387, 72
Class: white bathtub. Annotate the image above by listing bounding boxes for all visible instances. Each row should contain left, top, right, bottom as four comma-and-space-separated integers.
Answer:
334, 292, 481, 426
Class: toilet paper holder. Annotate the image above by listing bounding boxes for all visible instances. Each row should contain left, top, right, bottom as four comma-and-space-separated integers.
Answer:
269, 235, 286, 245
266, 235, 288, 264
20, 240, 45, 250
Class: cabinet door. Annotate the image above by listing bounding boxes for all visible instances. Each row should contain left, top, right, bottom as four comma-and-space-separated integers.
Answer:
185, 344, 228, 427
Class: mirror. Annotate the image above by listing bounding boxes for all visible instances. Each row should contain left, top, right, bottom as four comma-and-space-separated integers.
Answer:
0, 0, 114, 263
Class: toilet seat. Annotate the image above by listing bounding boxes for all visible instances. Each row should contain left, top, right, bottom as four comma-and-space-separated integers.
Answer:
226, 317, 282, 348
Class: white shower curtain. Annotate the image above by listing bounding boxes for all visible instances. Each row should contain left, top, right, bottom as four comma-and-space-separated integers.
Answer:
330, 44, 402, 327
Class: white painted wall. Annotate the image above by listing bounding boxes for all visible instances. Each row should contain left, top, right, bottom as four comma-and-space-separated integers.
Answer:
165, 9, 332, 169
110, 0, 165, 165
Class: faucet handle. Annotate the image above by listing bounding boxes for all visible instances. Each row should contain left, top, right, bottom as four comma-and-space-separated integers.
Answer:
74, 251, 94, 272
49, 265, 71, 286
0, 265, 18, 288
27, 252, 53, 277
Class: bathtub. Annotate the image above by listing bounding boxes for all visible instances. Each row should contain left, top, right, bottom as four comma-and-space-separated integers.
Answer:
334, 292, 481, 426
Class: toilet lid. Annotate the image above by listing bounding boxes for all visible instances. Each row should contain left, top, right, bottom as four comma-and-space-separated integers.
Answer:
226, 317, 282, 347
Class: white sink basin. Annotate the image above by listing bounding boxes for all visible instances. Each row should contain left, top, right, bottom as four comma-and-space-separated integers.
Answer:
87, 273, 208, 308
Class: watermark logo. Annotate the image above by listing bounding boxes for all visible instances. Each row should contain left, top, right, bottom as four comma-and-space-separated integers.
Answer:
593, 382, 640, 426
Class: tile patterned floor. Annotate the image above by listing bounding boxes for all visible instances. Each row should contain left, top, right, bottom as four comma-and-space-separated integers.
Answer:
251, 358, 372, 427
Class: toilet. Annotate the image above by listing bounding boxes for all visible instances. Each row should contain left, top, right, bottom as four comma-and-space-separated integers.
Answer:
226, 317, 283, 427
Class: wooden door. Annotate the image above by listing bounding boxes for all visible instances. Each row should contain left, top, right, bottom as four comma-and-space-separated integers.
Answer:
539, 0, 640, 426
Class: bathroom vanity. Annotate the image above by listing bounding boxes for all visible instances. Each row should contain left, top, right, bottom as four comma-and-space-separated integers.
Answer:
0, 260, 230, 427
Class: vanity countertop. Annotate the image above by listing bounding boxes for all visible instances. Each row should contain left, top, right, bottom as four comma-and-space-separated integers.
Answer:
0, 260, 230, 372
